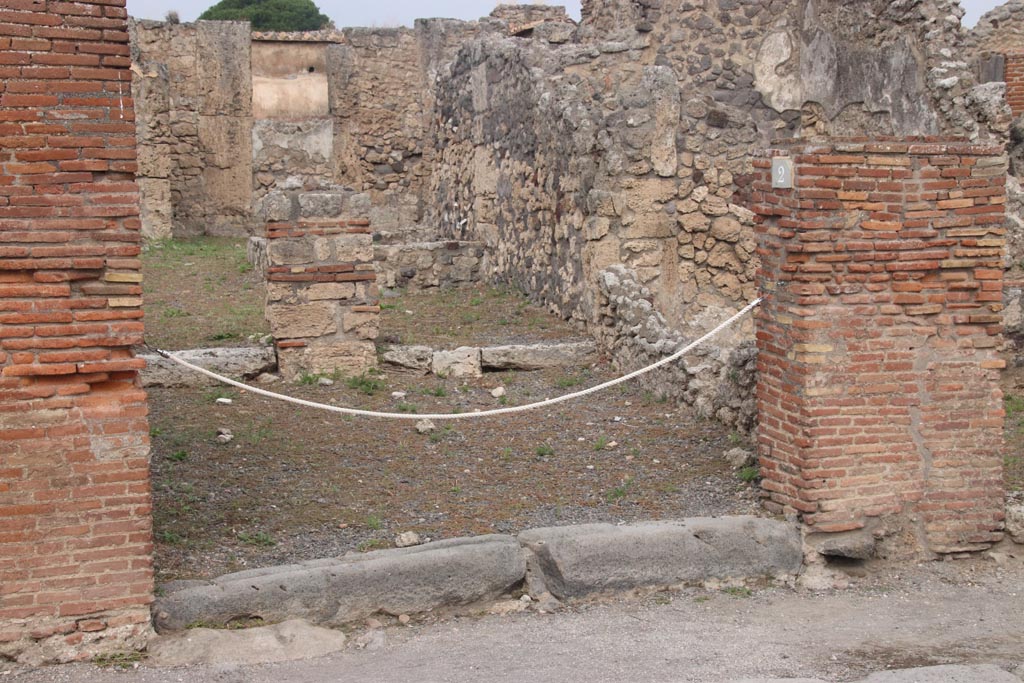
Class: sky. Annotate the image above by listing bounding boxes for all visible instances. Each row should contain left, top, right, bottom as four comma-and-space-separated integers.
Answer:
122, 0, 1006, 29
126, 0, 583, 26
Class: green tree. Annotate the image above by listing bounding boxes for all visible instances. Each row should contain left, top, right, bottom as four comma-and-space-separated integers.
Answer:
198, 0, 331, 32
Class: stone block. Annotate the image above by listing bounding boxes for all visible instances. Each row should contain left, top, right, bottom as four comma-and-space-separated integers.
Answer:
1006, 502, 1024, 544
299, 192, 346, 219
262, 192, 298, 222
306, 282, 357, 301
137, 177, 172, 241
432, 347, 483, 378
152, 535, 526, 632
267, 302, 337, 338
481, 341, 597, 370
140, 347, 277, 388
342, 310, 379, 340
382, 345, 433, 373
267, 239, 314, 266
518, 518, 802, 599
148, 620, 346, 667
300, 340, 377, 377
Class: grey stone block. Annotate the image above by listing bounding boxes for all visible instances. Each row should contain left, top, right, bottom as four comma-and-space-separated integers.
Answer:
1006, 502, 1024, 544
261, 191, 298, 222
298, 191, 346, 219
140, 347, 276, 388
382, 345, 434, 373
153, 535, 525, 633
518, 517, 802, 599
480, 341, 597, 371
807, 529, 876, 560
148, 619, 346, 667
432, 346, 482, 378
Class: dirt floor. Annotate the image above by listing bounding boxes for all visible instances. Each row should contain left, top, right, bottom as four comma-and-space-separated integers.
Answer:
142, 237, 1024, 584
142, 239, 760, 583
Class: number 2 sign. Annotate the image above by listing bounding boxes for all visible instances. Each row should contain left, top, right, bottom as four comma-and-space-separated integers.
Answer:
771, 157, 794, 189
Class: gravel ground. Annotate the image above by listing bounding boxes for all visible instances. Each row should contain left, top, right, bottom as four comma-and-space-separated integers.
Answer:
7, 551, 1024, 682
148, 360, 762, 583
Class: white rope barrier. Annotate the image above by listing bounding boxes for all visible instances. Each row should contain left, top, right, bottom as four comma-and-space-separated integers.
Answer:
152, 297, 762, 421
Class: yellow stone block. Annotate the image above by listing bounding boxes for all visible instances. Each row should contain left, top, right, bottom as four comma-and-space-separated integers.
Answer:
104, 272, 143, 283
109, 297, 143, 308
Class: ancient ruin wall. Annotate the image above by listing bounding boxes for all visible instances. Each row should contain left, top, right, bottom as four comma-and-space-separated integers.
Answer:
969, 0, 1024, 54
262, 188, 379, 380
753, 139, 1006, 554
129, 20, 254, 239
0, 1, 153, 663
428, 0, 1007, 427
131, 18, 494, 240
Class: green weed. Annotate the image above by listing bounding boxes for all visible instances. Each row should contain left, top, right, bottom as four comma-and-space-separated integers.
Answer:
93, 651, 145, 669
347, 370, 385, 395
1006, 395, 1024, 417
156, 530, 184, 545
605, 476, 634, 502
555, 375, 582, 389
738, 466, 760, 483
237, 530, 275, 547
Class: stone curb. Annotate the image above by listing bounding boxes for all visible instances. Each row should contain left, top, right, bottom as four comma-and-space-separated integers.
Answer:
382, 340, 598, 376
139, 346, 277, 387
519, 517, 803, 599
152, 516, 801, 633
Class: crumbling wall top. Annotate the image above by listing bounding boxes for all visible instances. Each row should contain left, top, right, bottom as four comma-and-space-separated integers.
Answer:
970, 0, 1024, 53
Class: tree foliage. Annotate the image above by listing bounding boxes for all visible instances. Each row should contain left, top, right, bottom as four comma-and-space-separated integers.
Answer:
198, 0, 331, 32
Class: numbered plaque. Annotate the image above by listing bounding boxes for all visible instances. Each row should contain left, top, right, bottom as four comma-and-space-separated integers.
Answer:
771, 157, 794, 189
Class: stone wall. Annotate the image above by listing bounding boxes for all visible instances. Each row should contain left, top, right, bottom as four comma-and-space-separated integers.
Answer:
263, 188, 379, 380
752, 139, 1006, 555
0, 1, 153, 663
129, 20, 254, 239
427, 0, 1007, 427
130, 19, 492, 240
969, 0, 1024, 54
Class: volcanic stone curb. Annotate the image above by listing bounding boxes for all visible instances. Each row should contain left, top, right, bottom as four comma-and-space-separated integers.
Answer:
519, 517, 803, 599
152, 517, 801, 633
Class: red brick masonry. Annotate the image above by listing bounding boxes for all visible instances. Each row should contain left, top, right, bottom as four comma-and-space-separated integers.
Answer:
1004, 51, 1024, 117
0, 0, 153, 664
750, 139, 1006, 554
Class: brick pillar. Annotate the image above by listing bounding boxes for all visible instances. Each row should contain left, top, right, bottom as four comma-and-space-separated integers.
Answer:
263, 189, 379, 380
0, 2, 153, 664
751, 139, 1006, 555
1004, 51, 1024, 116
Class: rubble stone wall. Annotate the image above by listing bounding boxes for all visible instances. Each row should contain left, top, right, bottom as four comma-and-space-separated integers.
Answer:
263, 189, 379, 379
428, 0, 1006, 427
969, 0, 1024, 54
0, 0, 153, 663
129, 20, 254, 239
753, 139, 1006, 554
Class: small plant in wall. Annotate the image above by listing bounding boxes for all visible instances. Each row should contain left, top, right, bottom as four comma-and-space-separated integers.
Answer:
737, 466, 759, 483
